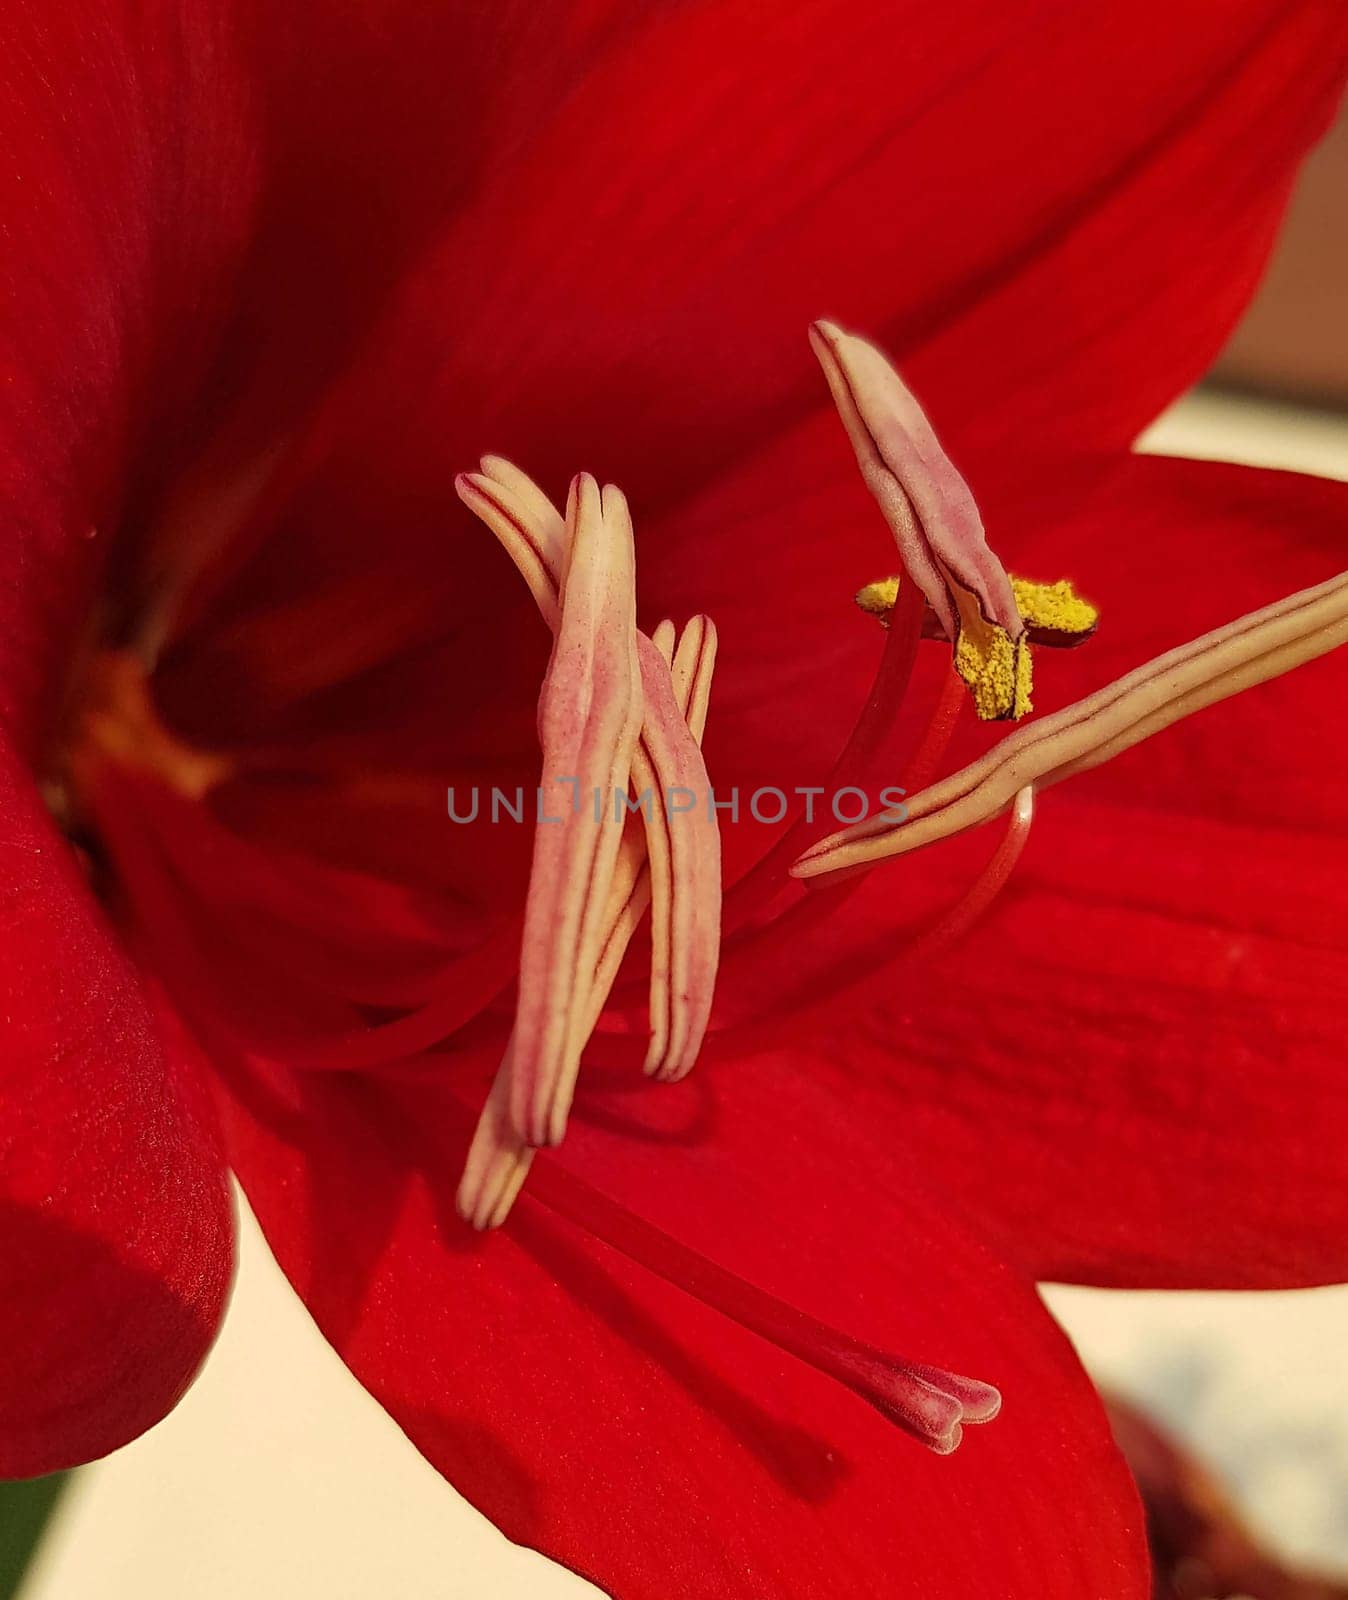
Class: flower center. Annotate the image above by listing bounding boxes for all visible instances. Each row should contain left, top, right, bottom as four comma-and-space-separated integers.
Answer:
48, 648, 233, 842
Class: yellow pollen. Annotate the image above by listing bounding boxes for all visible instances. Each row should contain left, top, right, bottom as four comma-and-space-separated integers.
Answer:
855, 576, 901, 619
1009, 576, 1099, 641
855, 571, 1099, 721
952, 604, 1032, 722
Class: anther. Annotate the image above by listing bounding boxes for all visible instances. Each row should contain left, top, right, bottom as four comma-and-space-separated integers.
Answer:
508, 474, 643, 1149
811, 320, 1031, 720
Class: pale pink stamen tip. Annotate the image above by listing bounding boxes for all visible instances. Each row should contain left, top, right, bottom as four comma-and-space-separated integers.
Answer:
458, 1119, 534, 1227
456, 1147, 529, 1232
810, 318, 1020, 648
850, 1355, 1002, 1454
456, 1066, 536, 1229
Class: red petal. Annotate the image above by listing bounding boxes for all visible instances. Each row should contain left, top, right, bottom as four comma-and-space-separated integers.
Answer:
817, 793, 1348, 1291
0, 744, 232, 1476
0, 0, 265, 1478
179, 0, 1348, 613
216, 1046, 1147, 1599
906, 8, 1348, 472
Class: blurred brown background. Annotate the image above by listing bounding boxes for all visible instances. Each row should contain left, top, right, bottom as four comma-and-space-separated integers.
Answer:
1214, 102, 1348, 407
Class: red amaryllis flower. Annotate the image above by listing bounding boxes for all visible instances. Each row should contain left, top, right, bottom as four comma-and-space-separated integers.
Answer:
4, 4, 1348, 1596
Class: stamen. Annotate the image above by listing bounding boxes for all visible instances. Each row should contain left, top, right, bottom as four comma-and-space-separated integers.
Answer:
529, 1160, 1000, 1455
633, 635, 721, 1081
459, 616, 719, 1229
454, 459, 722, 1223
901, 666, 966, 796
794, 570, 1348, 881
583, 615, 721, 1042
457, 1055, 535, 1232
509, 474, 643, 1148
455, 458, 567, 630
586, 831, 656, 1032
905, 785, 1035, 956
285, 919, 523, 1072
811, 320, 1031, 720
667, 613, 718, 743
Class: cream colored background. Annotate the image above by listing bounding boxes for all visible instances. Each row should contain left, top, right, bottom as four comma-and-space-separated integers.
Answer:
21, 390, 1348, 1598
